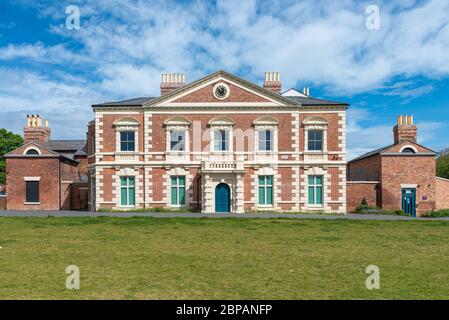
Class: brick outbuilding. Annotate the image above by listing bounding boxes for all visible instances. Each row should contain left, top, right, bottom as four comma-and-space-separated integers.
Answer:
347, 115, 448, 216
4, 115, 88, 210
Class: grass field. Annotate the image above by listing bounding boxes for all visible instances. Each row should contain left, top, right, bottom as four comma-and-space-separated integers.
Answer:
1, 216, 449, 299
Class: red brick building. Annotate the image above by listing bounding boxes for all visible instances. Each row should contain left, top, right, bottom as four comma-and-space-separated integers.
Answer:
88, 70, 349, 213
4, 115, 88, 210
347, 115, 449, 216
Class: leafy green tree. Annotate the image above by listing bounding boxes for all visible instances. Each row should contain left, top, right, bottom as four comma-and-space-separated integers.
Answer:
0, 128, 24, 185
436, 148, 449, 180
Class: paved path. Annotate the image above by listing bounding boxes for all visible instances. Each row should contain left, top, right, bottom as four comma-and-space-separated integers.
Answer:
0, 210, 447, 221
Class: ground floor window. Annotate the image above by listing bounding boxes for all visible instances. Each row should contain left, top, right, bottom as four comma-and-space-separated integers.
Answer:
120, 176, 135, 206
25, 181, 39, 203
171, 176, 186, 206
308, 175, 323, 205
258, 175, 273, 205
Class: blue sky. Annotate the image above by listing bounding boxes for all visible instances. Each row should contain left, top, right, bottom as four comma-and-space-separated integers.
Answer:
0, 0, 448, 159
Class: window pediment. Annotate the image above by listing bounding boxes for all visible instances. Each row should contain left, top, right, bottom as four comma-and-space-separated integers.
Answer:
113, 117, 140, 128
253, 116, 279, 127
303, 116, 328, 127
208, 116, 234, 127
164, 116, 191, 128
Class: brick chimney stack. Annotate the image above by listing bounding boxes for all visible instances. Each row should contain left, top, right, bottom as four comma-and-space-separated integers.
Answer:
160, 73, 186, 96
393, 115, 417, 145
263, 72, 281, 94
24, 115, 51, 145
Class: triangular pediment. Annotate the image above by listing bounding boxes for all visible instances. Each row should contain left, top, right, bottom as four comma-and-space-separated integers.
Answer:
145, 70, 298, 107
4, 142, 59, 157
381, 141, 436, 155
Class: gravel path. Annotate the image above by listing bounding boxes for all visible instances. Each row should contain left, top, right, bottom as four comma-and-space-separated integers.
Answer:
0, 210, 447, 221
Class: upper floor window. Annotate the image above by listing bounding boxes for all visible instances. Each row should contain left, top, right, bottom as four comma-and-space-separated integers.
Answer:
164, 116, 191, 153
209, 117, 234, 153
258, 130, 273, 151
303, 117, 328, 152
120, 131, 135, 152
113, 117, 140, 153
170, 131, 186, 151
308, 130, 323, 151
253, 116, 278, 154
214, 130, 229, 152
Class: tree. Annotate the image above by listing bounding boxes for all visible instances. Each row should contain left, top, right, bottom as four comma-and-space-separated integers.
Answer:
0, 128, 24, 185
436, 148, 449, 180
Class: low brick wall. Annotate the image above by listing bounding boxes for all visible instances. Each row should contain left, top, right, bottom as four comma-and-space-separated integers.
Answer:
0, 196, 6, 210
436, 177, 449, 210
346, 181, 379, 213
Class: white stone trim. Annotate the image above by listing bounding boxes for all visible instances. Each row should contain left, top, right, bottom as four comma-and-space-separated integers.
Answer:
95, 114, 104, 162
399, 145, 418, 153
24, 176, 41, 181
292, 112, 300, 160
401, 184, 418, 189
338, 112, 347, 161
144, 167, 153, 205
144, 112, 153, 160
23, 147, 42, 155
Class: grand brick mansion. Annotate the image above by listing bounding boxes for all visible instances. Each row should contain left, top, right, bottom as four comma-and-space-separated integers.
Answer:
87, 71, 348, 213
4, 70, 449, 215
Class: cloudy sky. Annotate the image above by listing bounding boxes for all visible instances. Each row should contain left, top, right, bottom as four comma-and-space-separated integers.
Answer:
0, 0, 448, 159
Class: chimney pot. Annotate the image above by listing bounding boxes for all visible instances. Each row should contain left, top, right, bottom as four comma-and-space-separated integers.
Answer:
263, 71, 282, 94
393, 115, 417, 144
160, 72, 187, 95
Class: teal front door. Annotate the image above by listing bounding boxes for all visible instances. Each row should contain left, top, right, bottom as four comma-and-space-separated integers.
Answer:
402, 188, 416, 217
215, 183, 231, 213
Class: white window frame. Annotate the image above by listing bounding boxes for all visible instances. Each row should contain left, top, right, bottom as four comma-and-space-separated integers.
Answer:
209, 117, 234, 154
303, 117, 328, 153
120, 176, 136, 208
114, 118, 140, 153
164, 117, 191, 154
308, 175, 324, 207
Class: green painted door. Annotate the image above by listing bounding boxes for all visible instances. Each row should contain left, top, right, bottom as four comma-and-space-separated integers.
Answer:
402, 188, 416, 217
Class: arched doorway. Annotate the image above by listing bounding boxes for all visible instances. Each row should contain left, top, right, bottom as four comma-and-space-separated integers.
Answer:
215, 183, 231, 213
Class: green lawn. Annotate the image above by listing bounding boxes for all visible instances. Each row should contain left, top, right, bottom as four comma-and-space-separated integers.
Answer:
1, 217, 449, 299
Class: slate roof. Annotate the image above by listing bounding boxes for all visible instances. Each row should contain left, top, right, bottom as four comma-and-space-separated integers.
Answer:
44, 140, 87, 160
92, 94, 347, 108
349, 142, 437, 163
92, 97, 156, 107
349, 145, 394, 163
91, 71, 348, 108
284, 96, 349, 106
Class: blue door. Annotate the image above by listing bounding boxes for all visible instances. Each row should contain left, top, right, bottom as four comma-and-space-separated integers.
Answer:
402, 188, 416, 217
215, 183, 231, 213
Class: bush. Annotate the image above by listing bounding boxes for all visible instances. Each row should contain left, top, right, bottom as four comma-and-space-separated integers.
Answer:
422, 209, 449, 218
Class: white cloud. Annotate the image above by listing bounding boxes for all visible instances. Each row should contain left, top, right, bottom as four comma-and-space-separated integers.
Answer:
2, 0, 449, 147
